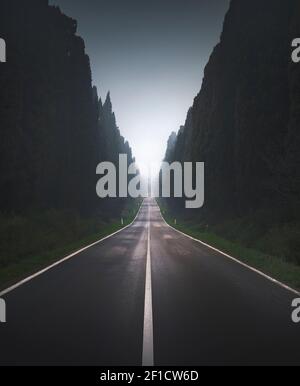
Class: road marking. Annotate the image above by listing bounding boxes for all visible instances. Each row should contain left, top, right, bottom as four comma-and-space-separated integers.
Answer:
142, 204, 154, 366
158, 204, 300, 297
0, 203, 144, 298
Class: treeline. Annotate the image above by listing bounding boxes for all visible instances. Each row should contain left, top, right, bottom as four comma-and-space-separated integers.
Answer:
164, 0, 300, 263
0, 0, 133, 217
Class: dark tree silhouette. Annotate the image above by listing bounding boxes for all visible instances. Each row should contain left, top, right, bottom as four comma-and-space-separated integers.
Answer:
163, 0, 300, 263
0, 0, 133, 217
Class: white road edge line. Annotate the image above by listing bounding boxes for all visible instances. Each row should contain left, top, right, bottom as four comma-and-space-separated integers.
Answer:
142, 203, 154, 367
158, 204, 300, 297
0, 202, 144, 298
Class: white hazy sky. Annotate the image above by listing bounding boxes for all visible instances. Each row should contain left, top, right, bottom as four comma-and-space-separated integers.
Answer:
50, 0, 230, 168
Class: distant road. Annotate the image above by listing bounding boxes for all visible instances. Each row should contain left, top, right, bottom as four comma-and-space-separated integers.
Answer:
0, 199, 299, 366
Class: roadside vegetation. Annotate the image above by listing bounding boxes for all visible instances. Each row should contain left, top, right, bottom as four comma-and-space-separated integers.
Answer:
0, 199, 142, 291
158, 200, 300, 292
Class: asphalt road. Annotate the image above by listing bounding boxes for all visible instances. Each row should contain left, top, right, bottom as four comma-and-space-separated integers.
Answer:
0, 198, 299, 366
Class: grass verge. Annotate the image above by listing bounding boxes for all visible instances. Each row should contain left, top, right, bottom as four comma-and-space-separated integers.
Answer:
0, 199, 142, 292
158, 201, 300, 292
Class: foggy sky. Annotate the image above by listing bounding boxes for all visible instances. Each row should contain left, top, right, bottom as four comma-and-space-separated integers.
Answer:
50, 0, 230, 167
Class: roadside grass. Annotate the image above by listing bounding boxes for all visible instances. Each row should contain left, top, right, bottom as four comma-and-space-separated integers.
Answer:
158, 201, 300, 292
0, 199, 142, 291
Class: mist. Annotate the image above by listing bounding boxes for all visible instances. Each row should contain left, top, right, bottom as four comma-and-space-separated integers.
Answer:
49, 0, 230, 167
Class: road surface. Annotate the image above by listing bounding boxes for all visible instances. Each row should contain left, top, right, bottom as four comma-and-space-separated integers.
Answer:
0, 199, 299, 366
